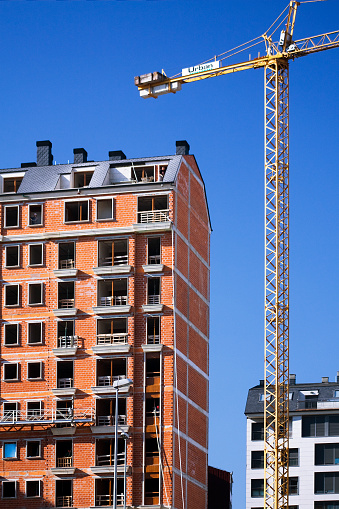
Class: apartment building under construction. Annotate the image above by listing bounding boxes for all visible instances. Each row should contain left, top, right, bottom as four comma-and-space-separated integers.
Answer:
0, 140, 210, 509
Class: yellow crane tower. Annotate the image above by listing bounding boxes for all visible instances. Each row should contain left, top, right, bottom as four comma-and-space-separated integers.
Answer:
134, 2, 339, 508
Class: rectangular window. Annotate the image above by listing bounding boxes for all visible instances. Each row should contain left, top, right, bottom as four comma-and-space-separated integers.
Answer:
58, 242, 75, 269
147, 277, 160, 305
4, 284, 19, 307
302, 415, 339, 437
3, 363, 19, 381
133, 165, 155, 182
98, 239, 128, 266
147, 237, 161, 264
335, 390, 339, 398
29, 244, 43, 266
28, 322, 43, 345
2, 480, 16, 498
4, 205, 19, 228
147, 316, 160, 344
251, 479, 264, 498
96, 318, 128, 345
4, 323, 19, 346
289, 448, 299, 467
252, 422, 264, 441
289, 477, 299, 495
5, 245, 19, 267
27, 362, 43, 380
98, 278, 128, 306
97, 198, 114, 220
57, 320, 76, 348
64, 200, 89, 223
27, 401, 43, 419
28, 204, 43, 226
56, 479, 72, 508
27, 440, 41, 458
251, 450, 264, 469
315, 444, 339, 465
28, 283, 43, 305
3, 402, 18, 421
3, 176, 23, 193
57, 361, 74, 389
138, 195, 169, 223
315, 472, 339, 494
58, 282, 75, 309
3, 442, 17, 459
73, 171, 93, 188
26, 480, 41, 498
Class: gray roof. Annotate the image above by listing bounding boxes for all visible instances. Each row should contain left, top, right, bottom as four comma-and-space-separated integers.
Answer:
245, 379, 339, 415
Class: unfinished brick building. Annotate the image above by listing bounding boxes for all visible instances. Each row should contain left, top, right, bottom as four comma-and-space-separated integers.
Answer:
0, 140, 210, 509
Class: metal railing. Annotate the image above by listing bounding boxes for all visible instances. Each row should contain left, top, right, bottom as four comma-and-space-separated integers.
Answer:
57, 336, 78, 349
58, 378, 73, 388
297, 400, 318, 410
27, 409, 43, 421
96, 493, 124, 506
59, 259, 75, 269
56, 495, 72, 507
96, 451, 125, 466
97, 374, 126, 387
148, 295, 160, 305
99, 254, 128, 266
58, 299, 75, 309
147, 334, 160, 344
138, 209, 169, 223
100, 295, 127, 306
0, 408, 95, 425
97, 414, 127, 427
96, 333, 128, 345
57, 456, 72, 468
148, 254, 161, 264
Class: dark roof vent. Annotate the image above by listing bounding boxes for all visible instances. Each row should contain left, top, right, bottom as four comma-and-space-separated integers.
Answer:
73, 148, 88, 164
21, 162, 37, 168
322, 377, 329, 383
259, 379, 264, 387
36, 140, 53, 166
109, 150, 126, 161
290, 374, 296, 385
176, 140, 190, 155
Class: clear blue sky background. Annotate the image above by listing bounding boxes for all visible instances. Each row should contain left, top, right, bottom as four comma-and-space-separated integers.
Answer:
0, 1, 338, 507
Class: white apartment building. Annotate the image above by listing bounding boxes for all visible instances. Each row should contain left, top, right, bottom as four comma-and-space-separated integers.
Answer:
245, 373, 339, 509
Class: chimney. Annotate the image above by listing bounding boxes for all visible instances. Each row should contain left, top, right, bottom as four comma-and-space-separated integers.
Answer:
290, 374, 296, 385
109, 150, 126, 161
176, 140, 190, 155
73, 148, 88, 164
36, 140, 53, 166
259, 379, 264, 387
322, 377, 329, 383
337, 371, 339, 383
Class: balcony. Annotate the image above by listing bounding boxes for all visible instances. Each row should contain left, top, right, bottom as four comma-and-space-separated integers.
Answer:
0, 408, 94, 426
53, 336, 78, 357
138, 210, 169, 224
95, 493, 124, 507
95, 478, 124, 507
92, 375, 130, 395
94, 240, 131, 275
56, 496, 72, 508
54, 283, 78, 317
93, 279, 131, 315
91, 397, 128, 434
54, 260, 78, 278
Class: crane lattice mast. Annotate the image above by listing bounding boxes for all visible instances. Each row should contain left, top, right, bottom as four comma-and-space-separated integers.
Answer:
134, 2, 339, 507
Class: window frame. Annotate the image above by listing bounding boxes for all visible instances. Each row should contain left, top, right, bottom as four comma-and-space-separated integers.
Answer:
4, 205, 19, 228
3, 401, 19, 421
147, 236, 161, 265
3, 362, 19, 382
28, 203, 43, 227
96, 197, 115, 221
27, 321, 43, 345
26, 439, 42, 459
27, 282, 44, 306
64, 199, 90, 224
72, 169, 94, 188
3, 323, 19, 346
26, 479, 41, 498
4, 245, 20, 268
4, 283, 20, 307
2, 172, 24, 193
27, 361, 43, 381
2, 480, 17, 499
251, 478, 264, 498
2, 441, 18, 460
28, 243, 44, 267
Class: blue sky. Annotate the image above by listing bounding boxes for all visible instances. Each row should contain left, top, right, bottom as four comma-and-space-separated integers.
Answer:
0, 1, 338, 507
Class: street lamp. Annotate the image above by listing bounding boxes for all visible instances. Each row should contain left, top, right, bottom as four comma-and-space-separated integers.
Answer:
113, 378, 132, 509
120, 431, 130, 509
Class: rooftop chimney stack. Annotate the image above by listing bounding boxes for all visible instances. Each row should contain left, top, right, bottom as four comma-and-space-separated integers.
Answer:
290, 374, 296, 385
176, 140, 190, 155
259, 379, 264, 387
337, 371, 339, 383
36, 140, 53, 166
73, 148, 88, 164
322, 377, 329, 383
109, 150, 126, 161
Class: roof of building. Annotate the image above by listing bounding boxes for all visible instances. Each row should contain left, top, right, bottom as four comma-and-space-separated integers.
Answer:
245, 375, 339, 415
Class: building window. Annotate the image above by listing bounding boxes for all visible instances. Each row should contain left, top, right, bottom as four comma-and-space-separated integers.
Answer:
3, 442, 17, 459
133, 165, 155, 182
57, 361, 74, 389
315, 503, 339, 509
96, 318, 128, 346
97, 198, 114, 221
147, 316, 160, 344
289, 477, 299, 495
147, 237, 161, 264
96, 397, 127, 427
289, 448, 299, 467
3, 363, 19, 381
96, 358, 126, 387
3, 402, 19, 421
251, 450, 264, 469
315, 444, 339, 465
27, 401, 43, 419
138, 195, 169, 223
315, 472, 339, 494
144, 476, 159, 505
4, 284, 19, 307
335, 390, 339, 398
252, 421, 264, 441
28, 243, 43, 266
58, 282, 75, 309
147, 277, 160, 305
4, 323, 19, 346
56, 479, 72, 508
4, 205, 19, 228
95, 478, 124, 507
26, 480, 41, 498
27, 362, 43, 380
56, 440, 73, 468
5, 245, 19, 268
57, 320, 77, 348
56, 399, 73, 420
97, 278, 128, 307
58, 242, 75, 269
3, 176, 23, 193
28, 204, 43, 226
26, 440, 41, 458
98, 239, 128, 266
64, 200, 89, 223
302, 415, 339, 437
2, 480, 17, 498
28, 283, 43, 306
73, 170, 93, 188
28, 322, 43, 345
251, 479, 264, 498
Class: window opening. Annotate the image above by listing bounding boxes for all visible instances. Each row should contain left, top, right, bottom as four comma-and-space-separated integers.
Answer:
57, 361, 74, 388
28, 283, 43, 305
97, 318, 128, 345
4, 363, 19, 381
98, 278, 128, 306
58, 282, 75, 309
27, 401, 43, 420
27, 362, 42, 380
96, 358, 126, 386
133, 165, 155, 183
56, 399, 73, 420
315, 444, 339, 465
251, 450, 264, 469
138, 195, 169, 223
96, 438, 125, 466
26, 480, 41, 498
4, 206, 19, 228
144, 476, 159, 505
3, 177, 23, 193
3, 442, 17, 459
289, 448, 299, 466
251, 421, 264, 441
28, 322, 43, 344
148, 237, 161, 264
145, 437, 159, 470
27, 440, 41, 458
147, 317, 160, 344
59, 242, 75, 269
5, 285, 19, 306
57, 320, 76, 348
96, 397, 127, 427
4, 323, 19, 346
97, 198, 114, 220
251, 479, 264, 497
5, 246, 19, 267
65, 201, 89, 222
98, 239, 128, 267
56, 480, 72, 508
56, 440, 73, 468
29, 204, 43, 226
2, 481, 16, 498
73, 171, 93, 188
95, 478, 124, 507
147, 277, 160, 304
3, 402, 18, 421
29, 244, 43, 266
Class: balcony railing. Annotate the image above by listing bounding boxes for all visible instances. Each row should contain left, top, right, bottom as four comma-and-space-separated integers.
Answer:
138, 209, 169, 224
60, 259, 75, 269
27, 409, 43, 421
97, 375, 126, 387
148, 254, 161, 264
147, 335, 160, 344
99, 254, 128, 266
96, 451, 125, 466
97, 414, 127, 427
100, 296, 127, 307
56, 495, 72, 507
57, 456, 72, 468
58, 378, 73, 388
96, 493, 124, 507
58, 336, 78, 349
58, 299, 75, 309
297, 400, 318, 410
97, 333, 128, 345
0, 408, 95, 425
148, 295, 160, 305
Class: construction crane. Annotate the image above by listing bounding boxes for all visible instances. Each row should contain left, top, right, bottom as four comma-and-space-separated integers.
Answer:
134, 2, 339, 508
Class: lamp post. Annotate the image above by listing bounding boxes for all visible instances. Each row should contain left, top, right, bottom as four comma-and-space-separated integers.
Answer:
120, 431, 130, 509
113, 378, 132, 509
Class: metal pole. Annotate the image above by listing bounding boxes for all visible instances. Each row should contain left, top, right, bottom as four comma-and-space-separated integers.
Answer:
124, 435, 127, 509
113, 387, 119, 509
